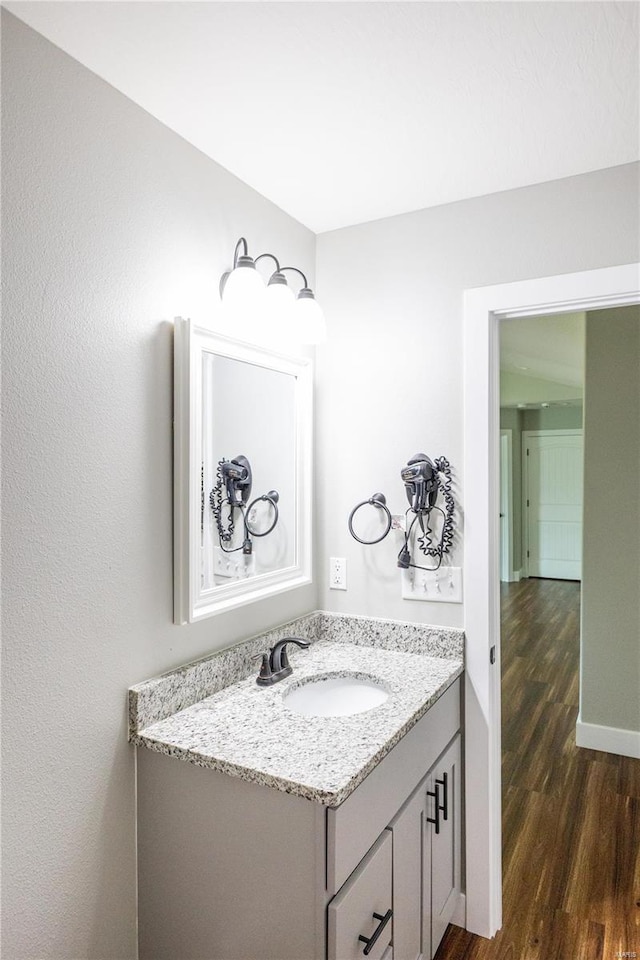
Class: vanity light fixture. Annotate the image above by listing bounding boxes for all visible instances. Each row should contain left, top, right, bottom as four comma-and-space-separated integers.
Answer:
218, 238, 264, 310
219, 238, 326, 344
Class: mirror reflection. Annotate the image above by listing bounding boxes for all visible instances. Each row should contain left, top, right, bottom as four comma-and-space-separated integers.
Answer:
201, 354, 297, 587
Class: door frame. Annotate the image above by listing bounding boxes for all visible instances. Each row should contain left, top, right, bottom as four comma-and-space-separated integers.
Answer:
462, 262, 640, 938
499, 429, 513, 582
522, 429, 583, 581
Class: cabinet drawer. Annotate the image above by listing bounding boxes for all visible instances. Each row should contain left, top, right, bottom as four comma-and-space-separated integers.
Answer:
328, 830, 392, 960
327, 679, 460, 894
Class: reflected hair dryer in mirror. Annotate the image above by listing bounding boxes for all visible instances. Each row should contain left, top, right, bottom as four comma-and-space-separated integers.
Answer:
220, 455, 252, 507
210, 455, 279, 556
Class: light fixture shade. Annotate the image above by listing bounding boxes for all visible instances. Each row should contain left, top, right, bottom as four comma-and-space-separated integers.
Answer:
221, 256, 265, 310
266, 273, 295, 307
265, 274, 296, 336
295, 288, 327, 344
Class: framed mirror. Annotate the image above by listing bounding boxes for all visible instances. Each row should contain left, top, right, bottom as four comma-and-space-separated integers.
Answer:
173, 319, 312, 622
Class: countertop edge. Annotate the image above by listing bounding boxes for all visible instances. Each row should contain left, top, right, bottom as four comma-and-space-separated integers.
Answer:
133, 663, 463, 807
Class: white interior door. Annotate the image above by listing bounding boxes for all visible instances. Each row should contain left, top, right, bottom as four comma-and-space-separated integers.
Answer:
524, 431, 583, 580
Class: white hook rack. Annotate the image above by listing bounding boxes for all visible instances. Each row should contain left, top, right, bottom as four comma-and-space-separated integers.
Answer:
401, 566, 462, 603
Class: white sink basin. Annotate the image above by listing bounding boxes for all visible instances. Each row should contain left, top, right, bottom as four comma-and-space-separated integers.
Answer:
284, 674, 389, 717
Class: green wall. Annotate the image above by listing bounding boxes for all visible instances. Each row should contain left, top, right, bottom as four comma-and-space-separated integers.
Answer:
522, 406, 583, 431
581, 305, 640, 734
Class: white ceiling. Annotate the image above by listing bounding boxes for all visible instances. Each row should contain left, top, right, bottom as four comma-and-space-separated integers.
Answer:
6, 1, 639, 233
500, 312, 585, 387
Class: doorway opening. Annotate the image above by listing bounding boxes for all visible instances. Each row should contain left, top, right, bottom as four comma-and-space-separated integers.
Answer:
442, 301, 639, 958
460, 263, 640, 942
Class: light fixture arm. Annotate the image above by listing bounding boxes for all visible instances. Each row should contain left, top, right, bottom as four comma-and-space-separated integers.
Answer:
220, 237, 257, 299
233, 237, 249, 266
254, 252, 282, 273
279, 265, 310, 290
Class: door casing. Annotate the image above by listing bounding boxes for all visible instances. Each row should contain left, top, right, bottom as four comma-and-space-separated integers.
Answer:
499, 430, 513, 582
462, 262, 640, 939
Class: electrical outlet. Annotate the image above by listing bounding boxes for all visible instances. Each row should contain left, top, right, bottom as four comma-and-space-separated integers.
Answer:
214, 548, 255, 580
401, 566, 462, 603
329, 557, 347, 590
391, 514, 406, 531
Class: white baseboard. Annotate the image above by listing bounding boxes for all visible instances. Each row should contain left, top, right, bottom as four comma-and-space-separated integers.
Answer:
501, 569, 523, 583
576, 718, 640, 759
451, 892, 466, 928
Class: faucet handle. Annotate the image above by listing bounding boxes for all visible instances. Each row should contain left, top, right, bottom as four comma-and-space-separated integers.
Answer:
253, 652, 274, 685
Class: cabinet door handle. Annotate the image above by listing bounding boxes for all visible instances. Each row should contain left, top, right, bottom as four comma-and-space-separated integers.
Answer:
426, 782, 441, 834
436, 771, 448, 821
358, 908, 392, 956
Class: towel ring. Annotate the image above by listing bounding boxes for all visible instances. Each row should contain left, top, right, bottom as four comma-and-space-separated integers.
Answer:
244, 492, 280, 537
348, 493, 392, 545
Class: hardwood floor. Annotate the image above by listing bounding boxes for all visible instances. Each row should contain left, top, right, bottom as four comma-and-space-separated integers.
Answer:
435, 578, 640, 960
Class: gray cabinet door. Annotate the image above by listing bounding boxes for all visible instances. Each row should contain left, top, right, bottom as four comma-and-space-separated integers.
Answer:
386, 789, 424, 960
328, 830, 393, 960
428, 734, 462, 958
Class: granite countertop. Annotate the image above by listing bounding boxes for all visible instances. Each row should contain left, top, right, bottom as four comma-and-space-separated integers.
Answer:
130, 613, 463, 807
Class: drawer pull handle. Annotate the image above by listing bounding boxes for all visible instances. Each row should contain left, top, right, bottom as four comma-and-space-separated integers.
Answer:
426, 782, 441, 834
436, 771, 448, 821
358, 908, 392, 956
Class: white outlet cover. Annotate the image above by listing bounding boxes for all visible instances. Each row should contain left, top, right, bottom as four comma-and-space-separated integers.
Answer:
329, 557, 347, 590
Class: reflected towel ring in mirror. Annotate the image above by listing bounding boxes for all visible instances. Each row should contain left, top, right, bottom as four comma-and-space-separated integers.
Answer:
245, 492, 280, 538
347, 493, 392, 545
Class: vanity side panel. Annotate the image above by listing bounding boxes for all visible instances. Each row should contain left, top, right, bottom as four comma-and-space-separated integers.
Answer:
327, 679, 460, 894
137, 749, 324, 960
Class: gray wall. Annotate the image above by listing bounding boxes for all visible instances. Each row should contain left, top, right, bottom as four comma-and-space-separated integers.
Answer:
316, 166, 639, 625
1, 14, 316, 959
581, 306, 640, 733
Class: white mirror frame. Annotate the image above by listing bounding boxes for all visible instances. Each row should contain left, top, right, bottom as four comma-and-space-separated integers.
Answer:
173, 318, 313, 623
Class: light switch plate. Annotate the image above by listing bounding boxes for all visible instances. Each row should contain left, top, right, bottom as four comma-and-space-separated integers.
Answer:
401, 566, 462, 603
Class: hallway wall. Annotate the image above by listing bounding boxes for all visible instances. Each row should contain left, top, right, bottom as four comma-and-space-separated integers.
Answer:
581, 305, 640, 745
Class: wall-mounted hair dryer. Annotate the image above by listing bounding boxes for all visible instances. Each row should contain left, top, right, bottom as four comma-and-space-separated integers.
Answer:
348, 453, 455, 571
401, 453, 440, 514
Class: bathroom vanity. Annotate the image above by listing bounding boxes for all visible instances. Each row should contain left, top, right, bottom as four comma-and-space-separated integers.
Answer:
130, 613, 464, 960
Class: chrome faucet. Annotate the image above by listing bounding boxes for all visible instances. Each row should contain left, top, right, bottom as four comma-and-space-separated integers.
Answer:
255, 637, 310, 686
